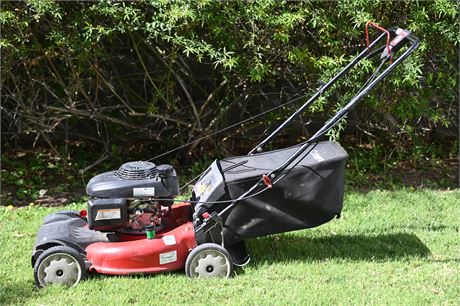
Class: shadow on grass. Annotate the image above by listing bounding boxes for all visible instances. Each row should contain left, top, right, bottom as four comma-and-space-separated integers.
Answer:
247, 232, 430, 265
0, 282, 39, 306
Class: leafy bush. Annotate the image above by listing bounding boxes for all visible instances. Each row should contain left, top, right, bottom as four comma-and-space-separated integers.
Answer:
1, 0, 458, 163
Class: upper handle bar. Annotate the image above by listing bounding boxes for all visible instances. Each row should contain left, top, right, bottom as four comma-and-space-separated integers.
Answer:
248, 25, 419, 155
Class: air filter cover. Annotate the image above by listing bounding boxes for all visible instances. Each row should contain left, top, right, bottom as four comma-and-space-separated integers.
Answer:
115, 161, 156, 180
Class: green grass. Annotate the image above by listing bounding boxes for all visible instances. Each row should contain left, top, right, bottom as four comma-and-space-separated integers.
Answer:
0, 189, 459, 305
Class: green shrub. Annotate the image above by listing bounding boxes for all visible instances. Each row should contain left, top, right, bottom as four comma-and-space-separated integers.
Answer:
1, 0, 458, 161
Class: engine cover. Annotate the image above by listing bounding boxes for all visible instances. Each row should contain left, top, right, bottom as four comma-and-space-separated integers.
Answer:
86, 161, 179, 198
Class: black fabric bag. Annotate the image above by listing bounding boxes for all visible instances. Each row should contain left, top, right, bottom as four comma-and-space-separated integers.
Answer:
214, 141, 348, 244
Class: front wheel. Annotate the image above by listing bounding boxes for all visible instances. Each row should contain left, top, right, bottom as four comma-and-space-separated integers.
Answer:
185, 243, 233, 278
34, 246, 86, 288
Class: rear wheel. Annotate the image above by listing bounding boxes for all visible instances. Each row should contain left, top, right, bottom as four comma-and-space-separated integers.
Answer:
185, 243, 233, 278
34, 246, 86, 288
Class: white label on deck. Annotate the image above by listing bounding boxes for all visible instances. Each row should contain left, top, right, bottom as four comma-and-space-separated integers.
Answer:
159, 250, 177, 264
162, 235, 176, 246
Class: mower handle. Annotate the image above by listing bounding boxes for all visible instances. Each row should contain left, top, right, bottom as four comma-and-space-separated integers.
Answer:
366, 22, 420, 64
248, 25, 419, 156
217, 25, 420, 222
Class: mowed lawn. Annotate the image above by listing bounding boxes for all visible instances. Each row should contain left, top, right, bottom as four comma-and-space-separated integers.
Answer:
0, 189, 458, 305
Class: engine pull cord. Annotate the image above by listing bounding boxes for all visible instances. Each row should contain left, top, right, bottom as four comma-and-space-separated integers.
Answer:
179, 172, 202, 191
146, 93, 308, 162
171, 142, 320, 205
168, 185, 271, 205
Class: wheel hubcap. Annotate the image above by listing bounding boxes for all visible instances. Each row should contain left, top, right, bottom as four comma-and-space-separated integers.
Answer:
37, 253, 82, 287
190, 249, 230, 278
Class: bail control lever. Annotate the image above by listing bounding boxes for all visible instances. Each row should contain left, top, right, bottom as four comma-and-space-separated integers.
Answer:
365, 21, 392, 63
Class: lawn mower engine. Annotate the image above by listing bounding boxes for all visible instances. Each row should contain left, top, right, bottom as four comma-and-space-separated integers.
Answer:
86, 161, 179, 233
32, 160, 202, 288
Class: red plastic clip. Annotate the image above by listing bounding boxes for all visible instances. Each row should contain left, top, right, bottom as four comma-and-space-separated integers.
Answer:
79, 209, 87, 218
202, 212, 211, 219
262, 174, 273, 189
365, 21, 392, 64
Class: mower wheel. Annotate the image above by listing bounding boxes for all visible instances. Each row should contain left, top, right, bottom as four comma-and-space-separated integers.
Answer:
185, 243, 233, 278
34, 246, 86, 288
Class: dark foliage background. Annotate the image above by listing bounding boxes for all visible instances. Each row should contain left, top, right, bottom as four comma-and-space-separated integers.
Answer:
1, 0, 458, 203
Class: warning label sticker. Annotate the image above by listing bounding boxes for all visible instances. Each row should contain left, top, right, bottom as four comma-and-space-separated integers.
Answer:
95, 209, 121, 220
133, 187, 155, 197
159, 250, 177, 264
311, 150, 325, 162
162, 235, 176, 246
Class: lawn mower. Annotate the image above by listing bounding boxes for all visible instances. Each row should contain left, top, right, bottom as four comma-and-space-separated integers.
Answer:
32, 23, 419, 287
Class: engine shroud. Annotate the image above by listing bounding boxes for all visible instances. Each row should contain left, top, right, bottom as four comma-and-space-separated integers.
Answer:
86, 161, 179, 198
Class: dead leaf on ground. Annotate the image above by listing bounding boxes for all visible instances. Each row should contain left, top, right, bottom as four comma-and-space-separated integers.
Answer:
13, 232, 25, 238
